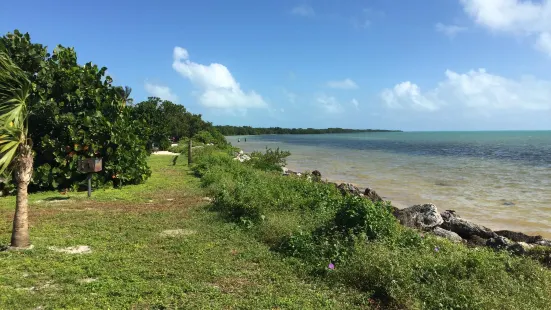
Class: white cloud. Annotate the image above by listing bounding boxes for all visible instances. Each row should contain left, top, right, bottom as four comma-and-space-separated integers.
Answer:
172, 46, 267, 109
316, 94, 342, 114
291, 5, 315, 17
536, 32, 551, 56
381, 81, 440, 111
381, 69, 551, 112
327, 78, 359, 89
435, 23, 468, 37
144, 82, 179, 102
351, 98, 359, 109
460, 0, 551, 56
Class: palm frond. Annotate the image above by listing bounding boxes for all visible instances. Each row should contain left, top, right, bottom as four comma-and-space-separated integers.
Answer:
0, 51, 31, 173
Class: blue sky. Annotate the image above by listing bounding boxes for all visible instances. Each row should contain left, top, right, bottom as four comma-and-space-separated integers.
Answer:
1, 0, 551, 131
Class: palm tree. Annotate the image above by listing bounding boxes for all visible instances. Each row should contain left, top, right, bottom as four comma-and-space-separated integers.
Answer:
118, 86, 133, 107
0, 49, 34, 249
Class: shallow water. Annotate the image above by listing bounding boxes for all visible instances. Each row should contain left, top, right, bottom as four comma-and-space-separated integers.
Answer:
231, 131, 551, 238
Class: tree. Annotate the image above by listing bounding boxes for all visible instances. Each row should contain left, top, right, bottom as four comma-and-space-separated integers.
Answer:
0, 48, 33, 248
117, 86, 133, 107
1, 30, 151, 191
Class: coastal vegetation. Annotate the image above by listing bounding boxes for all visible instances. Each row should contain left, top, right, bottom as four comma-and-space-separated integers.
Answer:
215, 125, 401, 136
192, 147, 551, 309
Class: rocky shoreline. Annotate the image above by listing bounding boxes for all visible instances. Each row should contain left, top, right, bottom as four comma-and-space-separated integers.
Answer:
281, 167, 551, 256
232, 150, 551, 257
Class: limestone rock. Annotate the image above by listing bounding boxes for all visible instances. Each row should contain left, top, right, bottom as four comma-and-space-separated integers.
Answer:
394, 204, 443, 231
495, 230, 543, 244
441, 210, 497, 239
486, 236, 512, 250
364, 187, 383, 202
337, 183, 362, 196
432, 227, 463, 243
507, 242, 534, 255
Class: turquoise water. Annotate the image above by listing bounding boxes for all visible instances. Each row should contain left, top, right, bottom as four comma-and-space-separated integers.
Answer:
232, 131, 551, 237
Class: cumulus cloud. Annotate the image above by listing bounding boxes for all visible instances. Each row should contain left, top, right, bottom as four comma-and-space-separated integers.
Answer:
316, 94, 342, 114
351, 98, 359, 109
291, 5, 315, 17
144, 82, 179, 102
172, 46, 267, 109
381, 69, 551, 112
327, 78, 359, 89
460, 0, 551, 56
435, 23, 468, 37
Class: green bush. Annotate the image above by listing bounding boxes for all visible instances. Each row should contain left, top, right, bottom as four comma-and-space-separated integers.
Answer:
247, 147, 291, 172
334, 240, 551, 310
167, 142, 187, 154
333, 196, 398, 241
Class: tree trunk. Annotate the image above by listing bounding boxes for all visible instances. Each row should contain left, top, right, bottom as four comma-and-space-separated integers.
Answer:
188, 138, 192, 165
10, 144, 33, 249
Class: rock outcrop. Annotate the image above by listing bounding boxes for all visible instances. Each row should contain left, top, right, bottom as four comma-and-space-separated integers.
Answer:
440, 210, 497, 239
495, 230, 543, 243
432, 227, 463, 243
233, 151, 251, 162
394, 204, 443, 231
486, 236, 512, 250
364, 187, 383, 202
337, 183, 362, 197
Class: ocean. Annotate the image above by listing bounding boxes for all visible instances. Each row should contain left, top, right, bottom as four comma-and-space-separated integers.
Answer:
231, 131, 551, 238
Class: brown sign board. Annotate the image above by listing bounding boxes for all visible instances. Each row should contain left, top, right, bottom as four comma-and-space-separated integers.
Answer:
78, 158, 103, 173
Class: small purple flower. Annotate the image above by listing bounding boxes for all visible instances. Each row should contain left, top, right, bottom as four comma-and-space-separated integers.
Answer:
434, 246, 440, 252
328, 263, 335, 270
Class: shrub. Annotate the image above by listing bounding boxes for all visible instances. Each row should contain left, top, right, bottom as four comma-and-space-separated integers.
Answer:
333, 196, 398, 241
168, 142, 187, 154
247, 147, 290, 172
334, 240, 551, 310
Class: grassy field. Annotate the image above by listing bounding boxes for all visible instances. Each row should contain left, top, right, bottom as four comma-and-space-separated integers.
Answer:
0, 156, 367, 309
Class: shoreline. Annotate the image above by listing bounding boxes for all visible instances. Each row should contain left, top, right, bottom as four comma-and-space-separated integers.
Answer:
280, 164, 551, 249
282, 160, 551, 239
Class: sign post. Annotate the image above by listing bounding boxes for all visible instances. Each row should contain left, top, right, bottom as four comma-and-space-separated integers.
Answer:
77, 158, 103, 197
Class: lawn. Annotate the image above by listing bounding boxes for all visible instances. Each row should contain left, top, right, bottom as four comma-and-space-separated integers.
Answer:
0, 156, 366, 309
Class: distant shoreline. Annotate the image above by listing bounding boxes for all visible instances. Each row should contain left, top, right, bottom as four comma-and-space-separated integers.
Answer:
217, 126, 402, 136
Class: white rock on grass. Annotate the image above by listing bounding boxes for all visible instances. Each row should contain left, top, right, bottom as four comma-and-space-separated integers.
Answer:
78, 278, 98, 284
160, 229, 197, 237
49, 245, 92, 254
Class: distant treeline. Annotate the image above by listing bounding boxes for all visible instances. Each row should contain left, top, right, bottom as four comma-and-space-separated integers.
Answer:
215, 126, 401, 136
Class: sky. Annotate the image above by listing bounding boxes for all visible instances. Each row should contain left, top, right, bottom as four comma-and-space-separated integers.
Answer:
1, 0, 551, 131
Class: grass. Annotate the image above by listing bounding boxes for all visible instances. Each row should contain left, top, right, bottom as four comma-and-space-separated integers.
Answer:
0, 156, 367, 309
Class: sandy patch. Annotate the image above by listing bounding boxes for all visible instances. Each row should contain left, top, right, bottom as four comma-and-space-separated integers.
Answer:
160, 229, 197, 237
152, 151, 180, 156
49, 245, 92, 254
78, 278, 98, 284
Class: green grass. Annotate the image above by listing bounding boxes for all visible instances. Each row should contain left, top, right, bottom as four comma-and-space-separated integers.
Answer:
0, 156, 367, 309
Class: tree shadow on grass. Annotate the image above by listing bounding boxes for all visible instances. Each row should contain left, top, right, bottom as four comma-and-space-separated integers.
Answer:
43, 197, 70, 202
